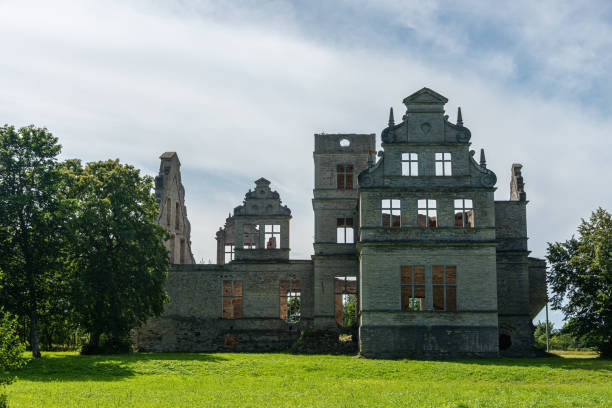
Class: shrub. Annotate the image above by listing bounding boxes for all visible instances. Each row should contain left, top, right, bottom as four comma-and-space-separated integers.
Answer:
0, 309, 27, 408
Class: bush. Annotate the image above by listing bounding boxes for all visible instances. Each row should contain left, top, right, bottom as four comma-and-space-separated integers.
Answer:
0, 309, 27, 408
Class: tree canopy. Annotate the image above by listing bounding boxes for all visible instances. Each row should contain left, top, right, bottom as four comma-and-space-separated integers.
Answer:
546, 207, 612, 357
64, 160, 169, 353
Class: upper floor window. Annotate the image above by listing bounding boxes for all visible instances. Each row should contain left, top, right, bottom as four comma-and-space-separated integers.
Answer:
264, 224, 280, 249
166, 198, 171, 226
418, 199, 437, 227
337, 164, 353, 190
224, 244, 234, 263
243, 224, 259, 249
432, 266, 457, 311
222, 280, 243, 319
175, 202, 180, 230
336, 218, 354, 244
401, 153, 418, 176
435, 153, 452, 176
401, 266, 425, 311
454, 199, 474, 228
382, 199, 401, 227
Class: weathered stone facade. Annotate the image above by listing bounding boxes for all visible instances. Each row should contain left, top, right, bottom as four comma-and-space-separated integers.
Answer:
155, 152, 195, 264
136, 87, 546, 358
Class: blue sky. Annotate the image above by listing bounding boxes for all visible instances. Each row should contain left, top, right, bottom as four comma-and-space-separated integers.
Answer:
2, 0, 611, 327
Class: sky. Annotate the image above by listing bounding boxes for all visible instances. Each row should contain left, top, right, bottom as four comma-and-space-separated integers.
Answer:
2, 0, 611, 328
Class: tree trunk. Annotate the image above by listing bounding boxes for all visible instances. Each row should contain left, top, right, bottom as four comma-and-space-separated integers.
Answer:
89, 331, 101, 350
30, 316, 41, 358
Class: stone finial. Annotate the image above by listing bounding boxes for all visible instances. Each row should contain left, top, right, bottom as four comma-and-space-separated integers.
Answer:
479, 148, 487, 168
457, 107, 463, 126
367, 150, 374, 168
388, 107, 395, 127
510, 163, 526, 201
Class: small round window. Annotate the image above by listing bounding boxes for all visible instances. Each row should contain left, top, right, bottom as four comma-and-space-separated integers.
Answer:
339, 138, 350, 147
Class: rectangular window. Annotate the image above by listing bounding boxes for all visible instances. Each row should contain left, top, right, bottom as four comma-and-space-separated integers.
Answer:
401, 266, 425, 311
432, 266, 457, 311
401, 153, 418, 176
454, 199, 475, 228
435, 153, 452, 176
382, 199, 401, 227
243, 224, 259, 249
224, 244, 234, 263
337, 164, 354, 190
222, 280, 243, 319
166, 198, 171, 227
336, 218, 354, 244
334, 276, 358, 326
175, 202, 180, 230
417, 199, 437, 227
280, 280, 301, 322
264, 224, 280, 249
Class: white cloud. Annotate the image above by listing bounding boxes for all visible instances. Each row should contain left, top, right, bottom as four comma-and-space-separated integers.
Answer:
1, 0, 610, 302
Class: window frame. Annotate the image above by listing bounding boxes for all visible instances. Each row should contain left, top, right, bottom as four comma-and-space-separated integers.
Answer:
454, 199, 475, 228
222, 280, 243, 319
381, 199, 401, 227
224, 243, 235, 263
336, 217, 354, 244
264, 224, 281, 249
417, 199, 438, 227
336, 164, 354, 190
435, 152, 452, 176
280, 279, 301, 323
432, 266, 457, 312
401, 153, 419, 176
400, 265, 426, 312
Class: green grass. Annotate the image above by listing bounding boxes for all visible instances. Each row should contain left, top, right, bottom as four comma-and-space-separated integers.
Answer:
5, 351, 611, 407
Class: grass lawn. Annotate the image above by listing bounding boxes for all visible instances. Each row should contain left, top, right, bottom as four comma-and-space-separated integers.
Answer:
5, 351, 611, 407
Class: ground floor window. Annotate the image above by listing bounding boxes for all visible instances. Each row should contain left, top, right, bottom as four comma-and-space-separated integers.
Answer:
280, 280, 301, 323
432, 265, 457, 311
401, 265, 425, 311
222, 280, 242, 319
334, 276, 358, 326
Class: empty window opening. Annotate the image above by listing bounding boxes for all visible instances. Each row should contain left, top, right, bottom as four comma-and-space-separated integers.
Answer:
401, 153, 418, 176
401, 266, 425, 311
337, 164, 354, 190
280, 280, 301, 323
433, 266, 457, 312
382, 199, 401, 227
166, 198, 171, 227
499, 334, 512, 350
336, 218, 354, 244
334, 276, 358, 326
339, 138, 350, 147
435, 153, 452, 176
243, 224, 259, 249
224, 244, 235, 263
222, 280, 242, 319
175, 202, 180, 230
168, 236, 175, 264
418, 199, 437, 227
179, 239, 186, 264
264, 224, 280, 249
454, 199, 474, 228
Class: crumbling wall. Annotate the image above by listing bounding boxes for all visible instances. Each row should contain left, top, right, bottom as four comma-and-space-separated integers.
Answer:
155, 152, 195, 264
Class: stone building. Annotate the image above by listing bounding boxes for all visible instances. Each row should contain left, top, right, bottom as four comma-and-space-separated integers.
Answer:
135, 88, 546, 358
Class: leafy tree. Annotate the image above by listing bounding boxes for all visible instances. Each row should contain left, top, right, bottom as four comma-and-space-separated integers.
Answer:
64, 160, 169, 353
0, 125, 66, 358
546, 208, 612, 357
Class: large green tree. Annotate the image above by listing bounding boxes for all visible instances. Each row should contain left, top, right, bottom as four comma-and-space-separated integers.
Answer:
65, 160, 169, 352
546, 208, 612, 357
0, 125, 65, 358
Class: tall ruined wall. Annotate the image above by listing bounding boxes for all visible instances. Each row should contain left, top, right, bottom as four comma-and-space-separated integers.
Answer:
155, 152, 195, 264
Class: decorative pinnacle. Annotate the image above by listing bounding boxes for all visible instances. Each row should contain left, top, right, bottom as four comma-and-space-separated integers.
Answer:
367, 150, 374, 168
388, 107, 395, 127
480, 148, 487, 168
457, 107, 463, 126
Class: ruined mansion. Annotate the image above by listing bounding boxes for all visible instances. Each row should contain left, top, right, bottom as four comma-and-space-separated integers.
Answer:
135, 88, 547, 358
